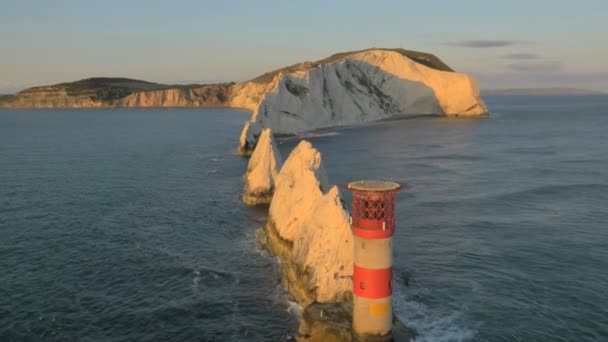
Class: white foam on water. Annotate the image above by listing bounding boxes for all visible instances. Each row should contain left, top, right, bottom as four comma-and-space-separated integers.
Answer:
270, 284, 302, 318
192, 270, 201, 290
286, 299, 302, 318
393, 284, 475, 342
298, 131, 341, 138
280, 131, 341, 142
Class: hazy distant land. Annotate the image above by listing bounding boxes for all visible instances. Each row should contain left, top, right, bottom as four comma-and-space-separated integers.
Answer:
482, 87, 605, 95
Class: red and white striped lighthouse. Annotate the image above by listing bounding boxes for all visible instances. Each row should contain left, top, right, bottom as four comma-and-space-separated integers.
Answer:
347, 180, 402, 338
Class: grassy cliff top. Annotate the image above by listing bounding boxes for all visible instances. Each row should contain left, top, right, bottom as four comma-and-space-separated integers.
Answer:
17, 77, 164, 95
16, 77, 231, 95
17, 77, 236, 93
2, 48, 453, 105
8, 78, 235, 103
249, 48, 454, 84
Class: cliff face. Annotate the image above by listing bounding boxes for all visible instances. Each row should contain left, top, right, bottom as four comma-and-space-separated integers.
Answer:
238, 49, 488, 152
259, 140, 353, 307
116, 84, 232, 107
1, 86, 105, 108
291, 186, 353, 304
0, 78, 233, 109
242, 128, 282, 205
269, 141, 328, 242
1, 49, 489, 149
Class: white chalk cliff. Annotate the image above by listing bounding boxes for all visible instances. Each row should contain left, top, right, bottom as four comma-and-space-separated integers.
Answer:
252, 140, 416, 339
291, 186, 353, 303
269, 140, 329, 242
242, 128, 282, 205
0, 48, 489, 157
237, 48, 489, 152
260, 140, 353, 306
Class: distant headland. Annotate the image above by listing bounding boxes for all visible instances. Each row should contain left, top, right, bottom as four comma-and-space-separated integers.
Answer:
0, 48, 484, 111
0, 48, 490, 154
482, 87, 605, 96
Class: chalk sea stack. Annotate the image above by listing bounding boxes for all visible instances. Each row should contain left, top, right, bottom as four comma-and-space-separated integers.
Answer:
268, 141, 329, 242
291, 186, 353, 303
255, 140, 416, 340
257, 140, 353, 307
242, 128, 282, 205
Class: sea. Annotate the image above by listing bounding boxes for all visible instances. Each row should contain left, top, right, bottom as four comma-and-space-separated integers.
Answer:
1, 95, 607, 341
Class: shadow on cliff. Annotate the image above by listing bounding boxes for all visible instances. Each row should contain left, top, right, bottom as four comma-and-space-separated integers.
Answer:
239, 55, 492, 157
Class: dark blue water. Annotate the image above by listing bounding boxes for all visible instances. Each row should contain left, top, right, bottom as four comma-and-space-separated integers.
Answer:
2, 96, 608, 341
0, 109, 298, 341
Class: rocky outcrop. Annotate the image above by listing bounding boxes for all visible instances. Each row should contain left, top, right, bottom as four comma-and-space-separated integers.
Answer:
237, 49, 488, 153
291, 186, 353, 303
0, 78, 233, 109
258, 140, 353, 307
0, 48, 489, 155
297, 302, 416, 341
268, 141, 328, 242
115, 84, 232, 108
242, 128, 282, 205
256, 140, 415, 340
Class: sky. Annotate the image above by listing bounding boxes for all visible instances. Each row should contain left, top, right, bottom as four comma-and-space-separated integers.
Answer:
1, 0, 607, 93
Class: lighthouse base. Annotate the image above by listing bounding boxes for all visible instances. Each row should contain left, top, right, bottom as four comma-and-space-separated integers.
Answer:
353, 295, 392, 337
297, 301, 416, 341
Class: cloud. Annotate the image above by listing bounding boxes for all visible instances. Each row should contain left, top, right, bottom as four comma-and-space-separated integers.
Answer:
509, 61, 561, 72
501, 53, 542, 60
445, 40, 533, 48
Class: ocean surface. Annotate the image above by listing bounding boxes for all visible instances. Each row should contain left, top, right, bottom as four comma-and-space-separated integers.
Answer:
1, 95, 607, 341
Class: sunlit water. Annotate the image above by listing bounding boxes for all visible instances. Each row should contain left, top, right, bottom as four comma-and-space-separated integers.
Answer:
1, 96, 608, 341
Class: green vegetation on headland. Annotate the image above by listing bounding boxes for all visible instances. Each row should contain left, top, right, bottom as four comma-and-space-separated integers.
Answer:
249, 47, 453, 84
0, 76, 236, 109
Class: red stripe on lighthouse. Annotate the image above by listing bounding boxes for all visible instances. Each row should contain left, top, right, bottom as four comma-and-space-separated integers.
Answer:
352, 225, 395, 239
353, 265, 392, 299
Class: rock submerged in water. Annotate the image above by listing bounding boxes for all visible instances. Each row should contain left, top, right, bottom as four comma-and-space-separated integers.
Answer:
297, 301, 417, 341
242, 128, 282, 205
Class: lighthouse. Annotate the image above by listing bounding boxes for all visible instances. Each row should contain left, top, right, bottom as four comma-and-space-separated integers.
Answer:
347, 180, 402, 338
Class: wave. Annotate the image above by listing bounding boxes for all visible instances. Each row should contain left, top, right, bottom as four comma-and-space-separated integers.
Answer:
393, 281, 475, 342
417, 183, 608, 208
279, 131, 341, 140
491, 183, 608, 203
503, 147, 557, 155
411, 154, 486, 162
269, 284, 302, 318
